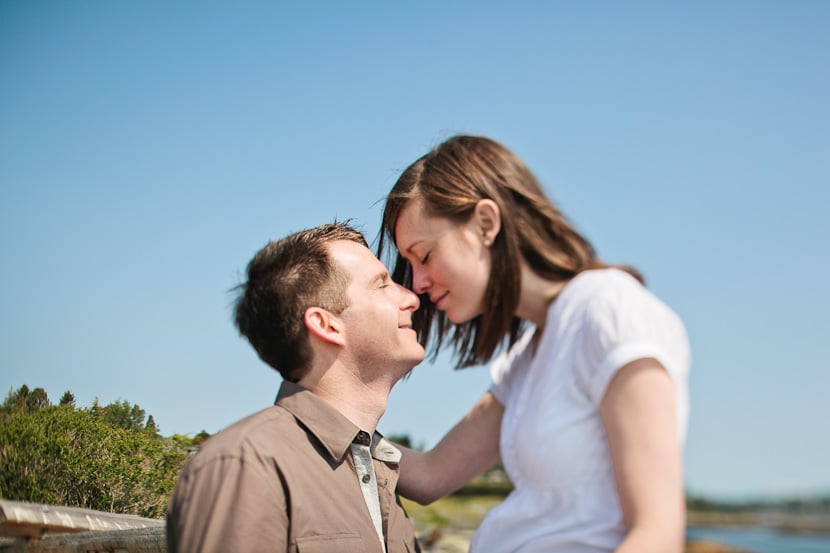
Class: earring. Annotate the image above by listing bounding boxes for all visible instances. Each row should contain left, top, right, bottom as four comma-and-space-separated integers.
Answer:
483, 239, 492, 247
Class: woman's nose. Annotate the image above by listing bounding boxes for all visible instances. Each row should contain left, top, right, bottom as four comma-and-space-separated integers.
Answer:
411, 265, 431, 294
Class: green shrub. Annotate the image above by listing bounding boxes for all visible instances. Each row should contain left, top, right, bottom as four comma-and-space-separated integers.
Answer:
0, 397, 189, 518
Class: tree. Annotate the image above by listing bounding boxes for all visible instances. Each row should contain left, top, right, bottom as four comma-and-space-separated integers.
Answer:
144, 415, 158, 434
27, 387, 50, 411
192, 430, 211, 445
386, 433, 413, 449
2, 384, 49, 413
59, 391, 76, 407
90, 397, 102, 421
1, 384, 28, 412
100, 399, 147, 431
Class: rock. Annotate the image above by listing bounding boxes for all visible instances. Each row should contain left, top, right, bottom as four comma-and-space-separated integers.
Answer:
685, 538, 755, 553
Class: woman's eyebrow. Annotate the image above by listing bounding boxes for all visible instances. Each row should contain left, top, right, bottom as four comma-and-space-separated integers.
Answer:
403, 240, 422, 254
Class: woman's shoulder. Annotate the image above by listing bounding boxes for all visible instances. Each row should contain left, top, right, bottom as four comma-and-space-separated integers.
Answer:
553, 268, 646, 316
552, 267, 684, 337
567, 267, 642, 295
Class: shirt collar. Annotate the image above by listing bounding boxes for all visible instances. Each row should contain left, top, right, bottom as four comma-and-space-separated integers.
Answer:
275, 381, 401, 464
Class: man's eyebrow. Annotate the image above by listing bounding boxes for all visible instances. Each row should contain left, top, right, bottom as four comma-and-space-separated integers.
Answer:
371, 270, 389, 284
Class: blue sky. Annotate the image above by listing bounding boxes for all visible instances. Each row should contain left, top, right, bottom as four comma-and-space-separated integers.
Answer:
1, 1, 827, 500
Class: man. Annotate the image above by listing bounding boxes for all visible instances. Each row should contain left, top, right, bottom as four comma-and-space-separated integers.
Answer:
167, 222, 424, 553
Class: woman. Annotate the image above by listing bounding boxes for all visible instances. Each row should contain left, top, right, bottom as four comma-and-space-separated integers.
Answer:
378, 135, 690, 553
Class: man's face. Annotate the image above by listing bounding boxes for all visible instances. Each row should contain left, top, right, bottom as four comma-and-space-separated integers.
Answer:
327, 240, 425, 378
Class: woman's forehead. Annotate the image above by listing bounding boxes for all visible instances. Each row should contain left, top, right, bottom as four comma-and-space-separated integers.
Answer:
394, 201, 455, 249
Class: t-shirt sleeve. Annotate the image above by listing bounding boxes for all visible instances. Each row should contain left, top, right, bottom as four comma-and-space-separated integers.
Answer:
489, 350, 512, 405
490, 330, 533, 405
167, 451, 288, 553
578, 276, 690, 407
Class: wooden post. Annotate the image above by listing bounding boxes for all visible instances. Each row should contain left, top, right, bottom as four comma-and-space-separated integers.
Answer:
0, 527, 166, 553
0, 500, 166, 553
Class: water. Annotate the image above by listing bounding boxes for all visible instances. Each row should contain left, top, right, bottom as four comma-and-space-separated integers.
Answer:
687, 526, 830, 553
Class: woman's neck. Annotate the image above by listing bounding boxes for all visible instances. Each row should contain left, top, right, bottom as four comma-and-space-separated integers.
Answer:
515, 263, 568, 328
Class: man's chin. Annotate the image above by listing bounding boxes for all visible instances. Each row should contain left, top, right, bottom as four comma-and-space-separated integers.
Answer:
398, 356, 425, 382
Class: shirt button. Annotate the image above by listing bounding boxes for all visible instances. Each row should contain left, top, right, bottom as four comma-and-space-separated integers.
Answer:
362, 474, 371, 483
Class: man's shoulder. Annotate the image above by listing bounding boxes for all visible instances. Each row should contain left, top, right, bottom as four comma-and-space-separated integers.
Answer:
186, 404, 298, 466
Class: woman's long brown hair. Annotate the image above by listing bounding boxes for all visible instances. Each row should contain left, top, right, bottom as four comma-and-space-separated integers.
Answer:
378, 135, 642, 368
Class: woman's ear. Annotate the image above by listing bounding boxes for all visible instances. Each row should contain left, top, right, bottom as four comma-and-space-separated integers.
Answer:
474, 199, 501, 246
304, 307, 346, 347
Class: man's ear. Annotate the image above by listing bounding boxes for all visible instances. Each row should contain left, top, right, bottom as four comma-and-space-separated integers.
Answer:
473, 199, 501, 245
304, 306, 346, 347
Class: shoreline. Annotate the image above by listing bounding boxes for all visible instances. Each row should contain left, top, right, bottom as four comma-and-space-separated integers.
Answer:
402, 497, 830, 552
418, 528, 768, 553
687, 510, 830, 535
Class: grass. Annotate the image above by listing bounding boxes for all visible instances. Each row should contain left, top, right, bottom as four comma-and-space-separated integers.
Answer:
401, 495, 503, 531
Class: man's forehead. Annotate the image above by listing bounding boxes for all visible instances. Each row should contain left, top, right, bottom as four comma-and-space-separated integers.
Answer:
326, 238, 368, 258
328, 240, 384, 276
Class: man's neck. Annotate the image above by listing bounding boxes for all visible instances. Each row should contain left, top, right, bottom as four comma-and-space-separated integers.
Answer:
303, 371, 391, 435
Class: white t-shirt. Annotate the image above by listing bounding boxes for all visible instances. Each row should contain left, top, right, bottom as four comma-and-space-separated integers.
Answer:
470, 268, 690, 553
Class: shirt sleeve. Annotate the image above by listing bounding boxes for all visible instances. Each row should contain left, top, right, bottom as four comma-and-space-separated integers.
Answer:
167, 452, 288, 553
490, 329, 534, 405
577, 274, 690, 407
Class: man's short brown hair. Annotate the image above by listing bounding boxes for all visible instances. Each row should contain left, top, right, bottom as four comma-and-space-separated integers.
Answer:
233, 222, 367, 382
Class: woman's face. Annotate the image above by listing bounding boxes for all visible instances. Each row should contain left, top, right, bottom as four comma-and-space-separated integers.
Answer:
394, 199, 493, 324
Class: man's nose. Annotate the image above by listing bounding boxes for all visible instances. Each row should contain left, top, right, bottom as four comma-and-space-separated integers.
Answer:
399, 283, 420, 311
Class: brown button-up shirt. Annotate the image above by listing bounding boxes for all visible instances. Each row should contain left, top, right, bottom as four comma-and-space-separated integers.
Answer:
167, 381, 420, 553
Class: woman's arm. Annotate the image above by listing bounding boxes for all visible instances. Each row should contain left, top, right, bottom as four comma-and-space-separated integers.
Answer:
601, 358, 686, 553
396, 391, 504, 504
